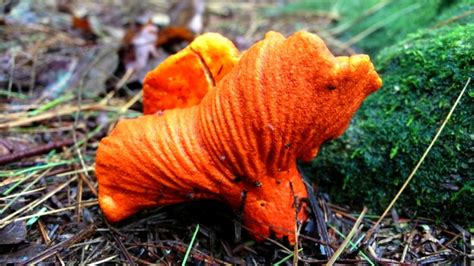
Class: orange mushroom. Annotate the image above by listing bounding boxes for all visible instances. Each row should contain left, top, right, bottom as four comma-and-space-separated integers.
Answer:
143, 32, 240, 114
96, 31, 382, 243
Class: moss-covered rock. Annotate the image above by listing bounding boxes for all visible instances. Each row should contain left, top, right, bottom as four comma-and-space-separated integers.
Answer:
311, 24, 473, 225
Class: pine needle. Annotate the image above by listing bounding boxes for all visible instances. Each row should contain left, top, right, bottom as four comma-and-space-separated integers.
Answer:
273, 248, 303, 266
327, 207, 367, 265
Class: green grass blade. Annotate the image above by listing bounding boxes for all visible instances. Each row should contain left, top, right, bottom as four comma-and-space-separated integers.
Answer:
181, 224, 200, 266
328, 225, 375, 266
273, 248, 303, 266
28, 94, 74, 116
0, 160, 75, 177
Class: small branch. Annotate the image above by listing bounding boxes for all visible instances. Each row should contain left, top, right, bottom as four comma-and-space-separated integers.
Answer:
0, 139, 75, 165
305, 181, 334, 257
24, 224, 96, 264
0, 103, 108, 129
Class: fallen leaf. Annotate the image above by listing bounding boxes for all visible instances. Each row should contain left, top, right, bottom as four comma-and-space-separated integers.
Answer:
0, 221, 26, 245
0, 243, 46, 264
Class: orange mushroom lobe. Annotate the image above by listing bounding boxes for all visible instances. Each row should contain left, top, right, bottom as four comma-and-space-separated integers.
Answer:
96, 31, 382, 244
143, 32, 240, 114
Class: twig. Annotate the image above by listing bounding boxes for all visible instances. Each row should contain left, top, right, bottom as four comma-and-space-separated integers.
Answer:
298, 234, 336, 249
305, 181, 333, 257
7, 200, 97, 223
90, 255, 119, 265
327, 207, 367, 265
433, 9, 474, 28
0, 139, 75, 165
115, 68, 134, 91
401, 229, 416, 263
0, 103, 104, 129
75, 174, 83, 222
83, 239, 109, 264
264, 235, 292, 253
78, 172, 98, 197
130, 240, 229, 265
38, 220, 66, 265
56, 166, 95, 177
293, 222, 302, 265
110, 232, 135, 265
0, 103, 141, 129
119, 90, 143, 113
364, 78, 471, 243
105, 222, 136, 265
38, 220, 51, 244
24, 224, 96, 264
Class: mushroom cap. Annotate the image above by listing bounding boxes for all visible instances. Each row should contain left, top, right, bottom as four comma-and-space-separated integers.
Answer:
143, 32, 240, 114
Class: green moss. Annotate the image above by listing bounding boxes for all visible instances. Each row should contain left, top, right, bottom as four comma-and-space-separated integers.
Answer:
311, 24, 474, 225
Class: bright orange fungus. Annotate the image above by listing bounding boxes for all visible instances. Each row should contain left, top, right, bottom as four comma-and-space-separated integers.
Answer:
96, 31, 382, 244
143, 32, 239, 114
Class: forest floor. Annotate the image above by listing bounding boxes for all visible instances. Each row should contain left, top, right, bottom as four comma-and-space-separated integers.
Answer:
0, 1, 471, 264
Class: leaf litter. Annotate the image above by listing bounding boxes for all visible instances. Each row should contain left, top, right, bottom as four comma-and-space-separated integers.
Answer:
0, 0, 471, 264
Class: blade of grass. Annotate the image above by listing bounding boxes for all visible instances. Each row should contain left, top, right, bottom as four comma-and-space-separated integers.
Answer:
0, 177, 75, 228
27, 94, 74, 116
1, 168, 53, 214
3, 169, 40, 195
328, 225, 374, 266
327, 207, 367, 265
26, 206, 48, 226
182, 224, 200, 266
273, 248, 303, 266
0, 160, 75, 177
0, 89, 29, 99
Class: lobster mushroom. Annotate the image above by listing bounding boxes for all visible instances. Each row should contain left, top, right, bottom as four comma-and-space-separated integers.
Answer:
96, 31, 382, 244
